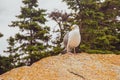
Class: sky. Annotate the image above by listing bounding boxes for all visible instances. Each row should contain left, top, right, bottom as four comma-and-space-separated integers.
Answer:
0, 0, 70, 56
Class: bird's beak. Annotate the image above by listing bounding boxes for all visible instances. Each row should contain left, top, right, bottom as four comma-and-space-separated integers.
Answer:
71, 26, 74, 30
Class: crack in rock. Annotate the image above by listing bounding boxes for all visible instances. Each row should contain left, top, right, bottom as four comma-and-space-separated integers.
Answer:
68, 69, 86, 80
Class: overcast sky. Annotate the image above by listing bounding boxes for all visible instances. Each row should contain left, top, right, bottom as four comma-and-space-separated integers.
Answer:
0, 0, 70, 56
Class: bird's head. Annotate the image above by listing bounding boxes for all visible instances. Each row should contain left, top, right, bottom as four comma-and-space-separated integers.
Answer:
71, 25, 79, 30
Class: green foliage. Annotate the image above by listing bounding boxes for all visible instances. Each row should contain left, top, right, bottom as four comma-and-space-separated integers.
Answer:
63, 0, 120, 53
6, 0, 51, 66
51, 46, 63, 55
0, 56, 12, 74
0, 53, 24, 74
86, 50, 114, 54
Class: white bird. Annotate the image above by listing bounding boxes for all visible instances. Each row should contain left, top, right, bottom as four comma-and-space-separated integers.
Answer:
63, 25, 81, 53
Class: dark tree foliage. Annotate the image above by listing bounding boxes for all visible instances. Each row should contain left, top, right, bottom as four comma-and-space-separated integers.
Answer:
6, 0, 51, 66
0, 56, 13, 75
62, 0, 120, 53
0, 33, 10, 75
0, 32, 3, 38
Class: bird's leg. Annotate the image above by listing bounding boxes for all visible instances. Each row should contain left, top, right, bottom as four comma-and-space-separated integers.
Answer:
67, 39, 71, 53
67, 44, 69, 53
74, 48, 76, 54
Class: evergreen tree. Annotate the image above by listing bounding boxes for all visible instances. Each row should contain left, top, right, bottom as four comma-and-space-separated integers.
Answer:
0, 33, 12, 74
7, 0, 51, 65
63, 0, 120, 53
0, 56, 13, 74
4, 37, 22, 67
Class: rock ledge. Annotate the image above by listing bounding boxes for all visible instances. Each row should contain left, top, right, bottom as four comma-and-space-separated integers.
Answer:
0, 53, 120, 80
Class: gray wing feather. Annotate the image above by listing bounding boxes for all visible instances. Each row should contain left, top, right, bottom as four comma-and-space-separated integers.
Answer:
63, 32, 69, 48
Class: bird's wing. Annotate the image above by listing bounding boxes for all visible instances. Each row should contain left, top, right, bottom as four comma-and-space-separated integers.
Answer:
63, 32, 69, 48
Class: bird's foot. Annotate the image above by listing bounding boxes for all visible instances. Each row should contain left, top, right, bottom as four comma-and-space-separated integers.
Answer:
67, 52, 73, 54
73, 53, 78, 55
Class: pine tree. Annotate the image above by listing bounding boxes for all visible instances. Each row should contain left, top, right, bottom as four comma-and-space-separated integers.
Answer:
4, 37, 22, 67
7, 0, 51, 65
0, 56, 13, 74
63, 0, 120, 53
0, 33, 12, 74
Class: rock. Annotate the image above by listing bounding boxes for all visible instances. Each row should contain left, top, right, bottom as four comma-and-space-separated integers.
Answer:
0, 53, 120, 80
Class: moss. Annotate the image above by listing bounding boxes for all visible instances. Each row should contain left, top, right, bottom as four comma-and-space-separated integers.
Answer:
86, 49, 115, 54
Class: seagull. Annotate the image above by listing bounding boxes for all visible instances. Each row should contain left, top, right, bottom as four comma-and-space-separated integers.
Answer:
63, 25, 81, 53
